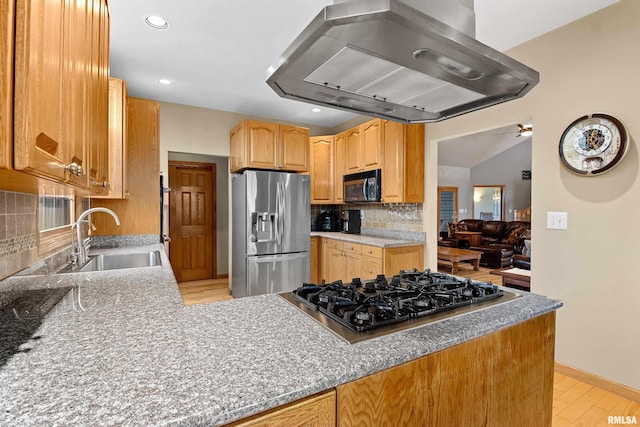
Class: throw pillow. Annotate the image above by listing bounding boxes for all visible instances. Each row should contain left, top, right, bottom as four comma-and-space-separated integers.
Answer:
505, 226, 527, 245
447, 222, 468, 238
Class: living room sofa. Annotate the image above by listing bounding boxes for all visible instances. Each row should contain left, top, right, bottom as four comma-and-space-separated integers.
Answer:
439, 219, 531, 269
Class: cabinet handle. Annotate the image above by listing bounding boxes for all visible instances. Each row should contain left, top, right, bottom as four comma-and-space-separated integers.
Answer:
65, 162, 83, 176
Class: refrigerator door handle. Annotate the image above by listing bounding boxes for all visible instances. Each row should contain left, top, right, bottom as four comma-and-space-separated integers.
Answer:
278, 180, 285, 244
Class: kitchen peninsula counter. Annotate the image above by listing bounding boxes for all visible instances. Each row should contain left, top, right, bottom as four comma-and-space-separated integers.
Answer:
0, 244, 562, 426
311, 231, 423, 248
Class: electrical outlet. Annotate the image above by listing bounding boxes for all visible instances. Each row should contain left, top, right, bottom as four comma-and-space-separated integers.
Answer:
547, 212, 568, 230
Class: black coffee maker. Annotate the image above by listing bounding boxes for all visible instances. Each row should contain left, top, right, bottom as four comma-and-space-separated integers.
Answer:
316, 210, 339, 231
341, 210, 361, 234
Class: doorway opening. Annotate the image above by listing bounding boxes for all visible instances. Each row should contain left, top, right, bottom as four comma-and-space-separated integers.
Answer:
438, 186, 458, 238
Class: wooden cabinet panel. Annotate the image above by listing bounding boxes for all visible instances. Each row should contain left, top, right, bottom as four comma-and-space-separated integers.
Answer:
381, 121, 424, 203
310, 136, 333, 204
361, 245, 383, 258
384, 245, 424, 274
230, 120, 309, 173
14, 0, 67, 181
94, 77, 128, 199
337, 312, 556, 427
0, 0, 14, 168
310, 237, 320, 284
92, 98, 159, 236
344, 127, 361, 173
333, 132, 346, 203
360, 255, 382, 280
13, 0, 110, 187
279, 125, 309, 172
228, 390, 336, 427
361, 119, 382, 171
327, 247, 346, 283
345, 251, 360, 282
247, 120, 278, 169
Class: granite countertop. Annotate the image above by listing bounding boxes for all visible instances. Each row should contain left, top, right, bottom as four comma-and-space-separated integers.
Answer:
0, 244, 562, 426
310, 231, 423, 248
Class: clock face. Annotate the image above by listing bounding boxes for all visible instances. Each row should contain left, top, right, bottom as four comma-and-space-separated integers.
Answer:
559, 114, 628, 175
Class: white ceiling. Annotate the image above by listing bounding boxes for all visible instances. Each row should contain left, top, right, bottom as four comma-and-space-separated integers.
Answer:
108, 0, 620, 130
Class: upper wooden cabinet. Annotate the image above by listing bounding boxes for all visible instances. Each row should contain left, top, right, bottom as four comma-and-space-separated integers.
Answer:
310, 135, 334, 204
230, 119, 309, 173
333, 131, 346, 203
1, 0, 14, 169
382, 121, 425, 203
93, 77, 128, 199
12, 0, 110, 188
345, 119, 382, 173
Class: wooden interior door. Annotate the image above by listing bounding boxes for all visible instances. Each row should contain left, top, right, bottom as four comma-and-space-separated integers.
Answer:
438, 186, 458, 236
169, 162, 216, 282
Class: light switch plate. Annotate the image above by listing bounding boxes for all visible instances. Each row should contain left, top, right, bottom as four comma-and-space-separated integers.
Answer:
547, 212, 568, 230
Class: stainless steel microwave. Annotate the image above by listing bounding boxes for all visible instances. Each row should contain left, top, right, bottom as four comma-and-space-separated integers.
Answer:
343, 169, 381, 203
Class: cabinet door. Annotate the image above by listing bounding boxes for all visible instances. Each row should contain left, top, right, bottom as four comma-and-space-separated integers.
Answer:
361, 255, 383, 280
1, 0, 14, 168
334, 131, 346, 203
384, 245, 424, 275
327, 248, 346, 283
361, 119, 382, 171
64, 0, 89, 188
310, 136, 333, 204
344, 127, 361, 173
246, 120, 278, 169
279, 125, 309, 172
14, 0, 68, 181
345, 251, 360, 283
94, 77, 128, 199
93, 0, 110, 191
381, 120, 404, 203
229, 121, 245, 172
310, 237, 319, 284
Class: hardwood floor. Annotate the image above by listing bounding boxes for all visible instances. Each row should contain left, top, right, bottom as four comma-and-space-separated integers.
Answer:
177, 267, 640, 426
177, 277, 232, 306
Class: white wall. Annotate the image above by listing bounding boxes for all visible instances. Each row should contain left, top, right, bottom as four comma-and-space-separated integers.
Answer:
424, 0, 640, 390
437, 165, 472, 220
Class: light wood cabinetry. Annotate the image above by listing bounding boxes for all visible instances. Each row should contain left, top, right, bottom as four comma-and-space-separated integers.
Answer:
318, 238, 424, 283
310, 136, 333, 204
1, 0, 14, 169
230, 120, 309, 173
13, 0, 109, 189
345, 119, 382, 173
337, 312, 556, 426
93, 77, 128, 199
333, 131, 346, 203
227, 390, 336, 427
381, 121, 425, 203
310, 237, 320, 284
92, 98, 159, 236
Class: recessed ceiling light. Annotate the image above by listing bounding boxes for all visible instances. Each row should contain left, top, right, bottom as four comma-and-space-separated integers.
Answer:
311, 108, 321, 113
157, 79, 173, 86
145, 15, 169, 29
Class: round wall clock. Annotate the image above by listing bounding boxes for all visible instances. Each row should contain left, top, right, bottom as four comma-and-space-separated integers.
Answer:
559, 113, 628, 176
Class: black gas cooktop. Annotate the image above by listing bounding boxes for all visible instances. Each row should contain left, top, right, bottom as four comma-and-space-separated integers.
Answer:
280, 269, 521, 344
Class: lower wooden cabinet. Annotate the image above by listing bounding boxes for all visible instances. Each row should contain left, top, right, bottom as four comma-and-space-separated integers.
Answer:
317, 238, 424, 283
224, 312, 555, 427
227, 390, 336, 427
310, 237, 320, 284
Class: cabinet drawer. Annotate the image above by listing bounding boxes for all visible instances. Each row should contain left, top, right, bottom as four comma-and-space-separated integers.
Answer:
342, 242, 361, 255
325, 239, 343, 250
361, 245, 382, 259
361, 256, 383, 280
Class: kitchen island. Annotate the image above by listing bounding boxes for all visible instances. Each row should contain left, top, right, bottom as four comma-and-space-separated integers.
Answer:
0, 244, 562, 426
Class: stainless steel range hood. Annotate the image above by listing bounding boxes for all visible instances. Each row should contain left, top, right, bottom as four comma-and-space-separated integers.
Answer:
266, 0, 539, 123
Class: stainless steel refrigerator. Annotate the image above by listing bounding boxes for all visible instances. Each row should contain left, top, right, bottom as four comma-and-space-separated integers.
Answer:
232, 171, 310, 298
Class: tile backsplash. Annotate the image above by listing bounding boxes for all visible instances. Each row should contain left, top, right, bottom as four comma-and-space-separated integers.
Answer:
312, 203, 424, 234
0, 191, 38, 280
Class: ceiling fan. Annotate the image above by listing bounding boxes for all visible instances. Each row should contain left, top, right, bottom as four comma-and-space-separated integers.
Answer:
497, 124, 533, 138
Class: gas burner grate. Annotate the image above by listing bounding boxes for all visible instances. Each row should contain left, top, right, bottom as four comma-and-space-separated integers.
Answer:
292, 269, 503, 332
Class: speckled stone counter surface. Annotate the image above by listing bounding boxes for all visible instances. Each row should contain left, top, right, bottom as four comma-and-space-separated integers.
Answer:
310, 231, 423, 248
0, 244, 562, 426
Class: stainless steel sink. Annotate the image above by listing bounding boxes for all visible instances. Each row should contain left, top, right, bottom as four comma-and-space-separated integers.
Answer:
79, 250, 162, 272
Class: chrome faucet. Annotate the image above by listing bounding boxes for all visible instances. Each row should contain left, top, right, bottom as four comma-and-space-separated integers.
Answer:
71, 207, 120, 267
